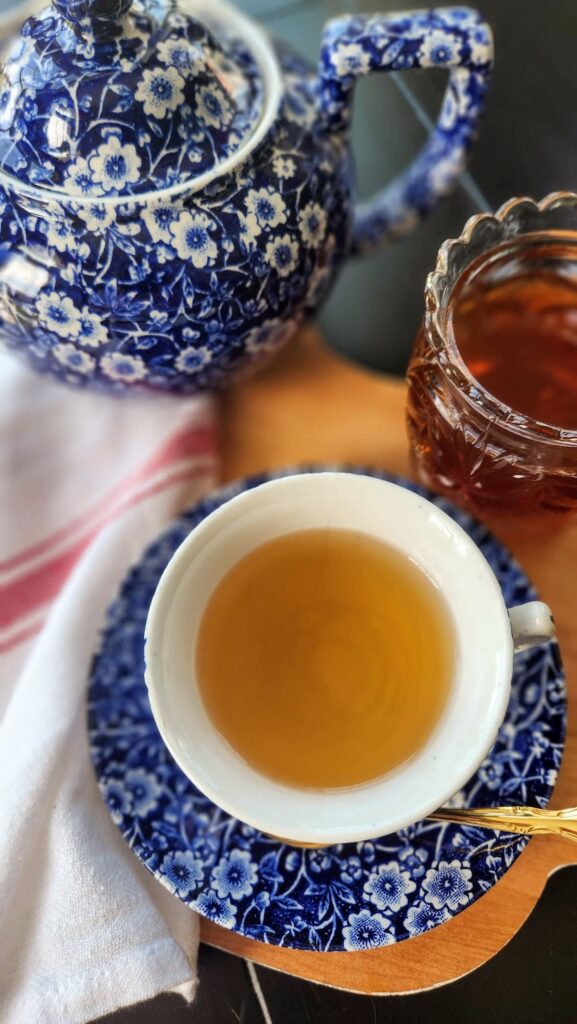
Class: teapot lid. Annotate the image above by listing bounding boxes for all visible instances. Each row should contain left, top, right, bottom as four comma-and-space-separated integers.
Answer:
0, 0, 281, 198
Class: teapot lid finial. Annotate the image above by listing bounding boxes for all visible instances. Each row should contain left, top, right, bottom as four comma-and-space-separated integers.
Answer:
52, 0, 133, 38
0, 0, 271, 198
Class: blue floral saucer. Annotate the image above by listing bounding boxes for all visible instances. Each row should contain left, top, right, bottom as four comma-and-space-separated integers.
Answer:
88, 468, 566, 952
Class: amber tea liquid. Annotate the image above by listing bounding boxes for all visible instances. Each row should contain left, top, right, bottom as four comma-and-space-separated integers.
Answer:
197, 529, 455, 790
451, 257, 577, 431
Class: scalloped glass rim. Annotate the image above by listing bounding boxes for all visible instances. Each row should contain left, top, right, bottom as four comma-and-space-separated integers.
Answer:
425, 191, 577, 446
0, 0, 284, 206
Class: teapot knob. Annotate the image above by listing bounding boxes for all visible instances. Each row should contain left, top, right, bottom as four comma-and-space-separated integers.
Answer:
53, 0, 132, 36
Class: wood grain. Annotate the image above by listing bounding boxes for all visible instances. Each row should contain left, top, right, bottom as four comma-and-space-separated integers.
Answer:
200, 327, 577, 994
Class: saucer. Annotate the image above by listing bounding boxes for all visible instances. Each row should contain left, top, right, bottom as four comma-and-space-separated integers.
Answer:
88, 468, 566, 952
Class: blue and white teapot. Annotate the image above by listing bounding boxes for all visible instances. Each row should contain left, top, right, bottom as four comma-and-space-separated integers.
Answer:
0, 0, 492, 392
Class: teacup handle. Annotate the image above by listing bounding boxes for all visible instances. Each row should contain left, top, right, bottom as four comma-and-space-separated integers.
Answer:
508, 602, 556, 653
318, 8, 493, 254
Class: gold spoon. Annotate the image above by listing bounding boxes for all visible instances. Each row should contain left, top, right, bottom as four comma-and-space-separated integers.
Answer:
277, 806, 577, 848
428, 804, 577, 842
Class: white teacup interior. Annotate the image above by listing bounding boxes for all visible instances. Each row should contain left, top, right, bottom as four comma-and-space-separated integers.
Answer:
145, 473, 513, 844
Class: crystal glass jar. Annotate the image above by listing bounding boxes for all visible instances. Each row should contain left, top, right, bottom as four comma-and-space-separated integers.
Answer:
406, 192, 577, 522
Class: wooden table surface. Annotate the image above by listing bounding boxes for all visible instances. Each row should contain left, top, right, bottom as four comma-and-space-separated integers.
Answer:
194, 327, 577, 994
94, 0, 577, 1011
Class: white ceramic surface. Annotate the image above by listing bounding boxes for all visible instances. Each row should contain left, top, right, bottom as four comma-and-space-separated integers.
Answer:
144, 472, 554, 844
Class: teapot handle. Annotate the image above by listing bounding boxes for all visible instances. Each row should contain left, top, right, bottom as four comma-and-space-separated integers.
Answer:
318, 8, 493, 255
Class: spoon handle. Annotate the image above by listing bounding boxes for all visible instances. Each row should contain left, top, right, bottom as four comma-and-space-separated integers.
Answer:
429, 805, 577, 842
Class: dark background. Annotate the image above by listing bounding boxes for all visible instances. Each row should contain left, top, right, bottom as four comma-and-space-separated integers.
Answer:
246, 0, 577, 376
102, 866, 577, 1024
99, 1, 577, 1020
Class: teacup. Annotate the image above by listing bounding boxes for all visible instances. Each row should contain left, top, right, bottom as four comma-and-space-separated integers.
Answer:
144, 472, 554, 846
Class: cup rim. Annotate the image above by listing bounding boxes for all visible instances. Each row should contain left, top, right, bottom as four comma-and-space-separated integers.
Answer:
144, 472, 513, 844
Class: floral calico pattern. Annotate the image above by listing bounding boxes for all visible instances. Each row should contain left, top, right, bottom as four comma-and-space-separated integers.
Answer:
0, 5, 491, 393
88, 469, 566, 952
0, 40, 348, 394
0, 1, 264, 195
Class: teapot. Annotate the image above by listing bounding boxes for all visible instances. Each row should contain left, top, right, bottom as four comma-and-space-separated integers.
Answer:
0, 0, 492, 393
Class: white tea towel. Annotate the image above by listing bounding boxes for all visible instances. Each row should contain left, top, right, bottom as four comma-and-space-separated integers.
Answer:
0, 351, 219, 1024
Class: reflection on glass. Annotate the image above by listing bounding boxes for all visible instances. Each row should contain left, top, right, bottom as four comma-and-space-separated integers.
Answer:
0, 251, 49, 296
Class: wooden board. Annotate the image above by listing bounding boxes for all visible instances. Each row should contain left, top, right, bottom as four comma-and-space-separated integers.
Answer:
199, 327, 577, 994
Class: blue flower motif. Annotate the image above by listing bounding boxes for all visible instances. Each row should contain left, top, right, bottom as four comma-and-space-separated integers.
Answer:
21, 95, 37, 120
54, 342, 95, 375
478, 760, 504, 790
264, 233, 299, 278
364, 861, 416, 912
356, 841, 376, 864
284, 850, 301, 872
169, 211, 218, 268
36, 291, 81, 338
308, 849, 333, 875
340, 855, 363, 883
142, 200, 179, 244
485, 853, 501, 872
124, 768, 162, 816
528, 726, 550, 756
87, 134, 142, 195
211, 849, 258, 900
136, 834, 169, 869
128, 259, 152, 283
175, 345, 212, 374
398, 845, 428, 879
548, 676, 565, 704
467, 24, 493, 64
293, 915, 308, 932
404, 900, 451, 936
422, 860, 472, 911
135, 66, 185, 119
245, 187, 287, 236
176, 104, 198, 140
101, 352, 147, 382
102, 777, 130, 824
191, 832, 220, 866
195, 84, 233, 130
419, 30, 462, 67
159, 850, 203, 898
343, 910, 394, 951
195, 891, 236, 929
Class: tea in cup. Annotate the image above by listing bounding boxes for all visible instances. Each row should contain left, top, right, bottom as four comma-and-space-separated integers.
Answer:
145, 473, 554, 845
197, 526, 455, 791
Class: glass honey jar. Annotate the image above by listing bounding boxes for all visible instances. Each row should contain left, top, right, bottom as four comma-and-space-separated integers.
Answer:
406, 193, 577, 522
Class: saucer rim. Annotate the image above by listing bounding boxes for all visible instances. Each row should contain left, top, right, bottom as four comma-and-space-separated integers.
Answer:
88, 465, 567, 952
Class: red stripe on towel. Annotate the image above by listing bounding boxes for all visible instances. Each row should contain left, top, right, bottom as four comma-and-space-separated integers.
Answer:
0, 461, 213, 635
0, 425, 213, 574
